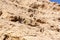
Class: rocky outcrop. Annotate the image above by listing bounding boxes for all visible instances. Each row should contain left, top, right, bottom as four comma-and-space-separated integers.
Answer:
0, 0, 60, 40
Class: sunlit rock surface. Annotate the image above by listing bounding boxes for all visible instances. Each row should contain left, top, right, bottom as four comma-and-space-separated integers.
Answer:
0, 0, 60, 40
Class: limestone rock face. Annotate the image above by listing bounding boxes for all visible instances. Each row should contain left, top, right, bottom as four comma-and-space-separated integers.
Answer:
0, 0, 60, 40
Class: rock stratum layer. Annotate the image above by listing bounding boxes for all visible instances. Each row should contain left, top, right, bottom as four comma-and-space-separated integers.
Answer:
0, 0, 60, 40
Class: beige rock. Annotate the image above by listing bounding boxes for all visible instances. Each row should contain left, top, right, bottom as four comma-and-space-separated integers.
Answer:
0, 0, 60, 40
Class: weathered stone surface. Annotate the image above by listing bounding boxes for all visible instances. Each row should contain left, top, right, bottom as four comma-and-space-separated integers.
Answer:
0, 0, 60, 40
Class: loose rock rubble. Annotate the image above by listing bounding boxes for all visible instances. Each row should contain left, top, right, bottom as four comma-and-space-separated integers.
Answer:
0, 0, 60, 40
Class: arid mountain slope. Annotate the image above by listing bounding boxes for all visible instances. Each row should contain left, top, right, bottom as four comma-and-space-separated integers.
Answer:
0, 0, 60, 40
